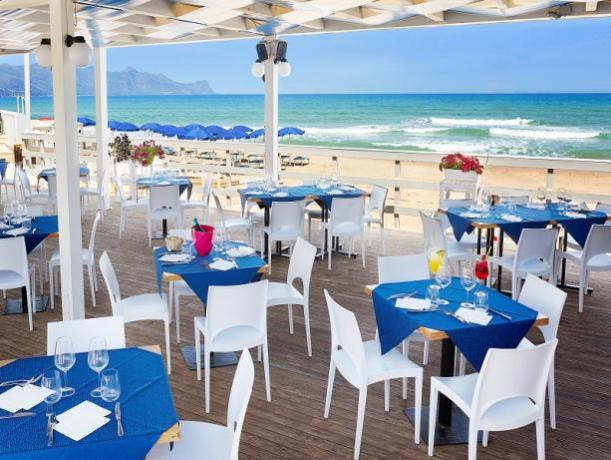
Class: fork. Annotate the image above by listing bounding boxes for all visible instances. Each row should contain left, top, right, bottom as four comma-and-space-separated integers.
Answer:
441, 309, 471, 325
0, 373, 42, 388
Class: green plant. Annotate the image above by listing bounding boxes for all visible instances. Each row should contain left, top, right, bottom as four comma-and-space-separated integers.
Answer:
110, 134, 132, 163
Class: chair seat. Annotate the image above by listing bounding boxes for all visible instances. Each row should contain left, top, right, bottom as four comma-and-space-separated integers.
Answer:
324, 221, 363, 237
363, 212, 382, 225
490, 255, 552, 275
267, 281, 304, 306
264, 226, 304, 242
446, 242, 476, 261
0, 269, 27, 289
146, 420, 233, 460
195, 317, 264, 352
559, 249, 611, 270
80, 188, 100, 196
225, 217, 251, 230
117, 293, 168, 323
173, 279, 195, 296
50, 248, 91, 266
180, 199, 207, 210
150, 208, 179, 220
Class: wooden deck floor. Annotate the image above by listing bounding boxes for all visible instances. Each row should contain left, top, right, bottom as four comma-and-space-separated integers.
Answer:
1, 201, 610, 459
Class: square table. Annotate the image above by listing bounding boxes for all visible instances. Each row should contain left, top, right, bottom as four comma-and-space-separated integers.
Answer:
0, 345, 179, 459
366, 279, 548, 446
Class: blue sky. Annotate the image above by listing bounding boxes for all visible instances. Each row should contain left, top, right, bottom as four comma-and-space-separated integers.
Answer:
5, 17, 611, 93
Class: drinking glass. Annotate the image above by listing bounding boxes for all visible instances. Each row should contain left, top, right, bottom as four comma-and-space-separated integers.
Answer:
474, 259, 489, 283
460, 267, 476, 308
536, 187, 546, 203
42, 369, 62, 443
21, 216, 32, 232
428, 249, 445, 275
54, 336, 76, 397
88, 337, 109, 397
213, 228, 225, 254
100, 369, 121, 403
434, 265, 451, 305
426, 284, 440, 307
474, 290, 489, 312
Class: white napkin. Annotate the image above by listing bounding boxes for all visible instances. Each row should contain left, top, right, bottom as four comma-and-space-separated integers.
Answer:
159, 253, 193, 263
209, 259, 236, 271
562, 211, 586, 219
328, 189, 343, 195
0, 222, 10, 230
459, 212, 482, 218
225, 246, 255, 258
273, 192, 289, 197
54, 401, 111, 441
0, 384, 54, 413
500, 213, 523, 222
4, 227, 29, 236
525, 204, 545, 210
455, 307, 492, 325
396, 297, 431, 311
340, 185, 354, 191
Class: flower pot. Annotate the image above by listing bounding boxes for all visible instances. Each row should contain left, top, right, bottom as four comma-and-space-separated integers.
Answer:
443, 169, 478, 182
192, 225, 214, 257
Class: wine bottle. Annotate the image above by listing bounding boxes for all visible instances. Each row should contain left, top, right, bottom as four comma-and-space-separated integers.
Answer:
193, 218, 203, 232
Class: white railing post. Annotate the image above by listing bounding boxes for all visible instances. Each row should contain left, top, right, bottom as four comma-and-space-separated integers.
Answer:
394, 160, 401, 229
546, 168, 554, 193
94, 47, 110, 209
23, 54, 31, 132
49, 0, 85, 320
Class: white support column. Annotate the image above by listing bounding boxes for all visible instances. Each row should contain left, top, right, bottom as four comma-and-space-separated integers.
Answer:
49, 0, 85, 320
263, 45, 279, 182
23, 53, 31, 131
94, 47, 109, 209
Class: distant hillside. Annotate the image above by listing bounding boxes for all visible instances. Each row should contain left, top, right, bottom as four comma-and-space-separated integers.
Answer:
0, 64, 214, 96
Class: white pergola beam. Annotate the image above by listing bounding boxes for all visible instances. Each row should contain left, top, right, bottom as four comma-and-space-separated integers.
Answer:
23, 53, 31, 131
264, 39, 279, 182
49, 0, 85, 321
94, 46, 109, 210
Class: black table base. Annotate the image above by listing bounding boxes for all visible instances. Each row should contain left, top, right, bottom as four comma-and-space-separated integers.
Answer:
404, 406, 483, 445
179, 345, 239, 370
3, 295, 49, 314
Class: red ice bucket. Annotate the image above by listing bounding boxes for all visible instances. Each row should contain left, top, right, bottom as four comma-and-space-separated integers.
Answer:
192, 225, 214, 257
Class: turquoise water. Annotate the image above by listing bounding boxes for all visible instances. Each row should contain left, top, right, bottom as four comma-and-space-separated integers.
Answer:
1, 93, 610, 159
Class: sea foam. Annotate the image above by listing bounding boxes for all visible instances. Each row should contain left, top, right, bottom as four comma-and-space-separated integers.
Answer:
490, 128, 600, 140
430, 117, 533, 127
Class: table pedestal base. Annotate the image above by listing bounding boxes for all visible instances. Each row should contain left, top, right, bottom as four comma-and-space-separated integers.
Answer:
404, 406, 482, 445
180, 345, 239, 370
3, 295, 49, 315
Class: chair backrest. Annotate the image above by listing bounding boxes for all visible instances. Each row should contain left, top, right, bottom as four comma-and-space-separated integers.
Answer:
420, 211, 447, 256
212, 192, 227, 230
287, 237, 317, 299
88, 211, 102, 255
46, 317, 126, 355
114, 175, 126, 203
4, 162, 15, 181
583, 224, 611, 266
514, 227, 558, 272
148, 185, 180, 213
367, 185, 388, 214
595, 201, 611, 218
438, 198, 473, 210
201, 174, 213, 204
502, 195, 530, 205
472, 339, 558, 421
226, 348, 255, 459
206, 280, 268, 343
377, 253, 430, 283
0, 237, 28, 279
17, 168, 32, 199
99, 251, 121, 315
518, 274, 567, 342
329, 196, 364, 229
270, 200, 305, 234
167, 228, 192, 241
26, 205, 44, 217
324, 289, 367, 388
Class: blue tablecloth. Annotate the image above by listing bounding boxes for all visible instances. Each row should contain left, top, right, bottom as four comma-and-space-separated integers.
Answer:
447, 203, 607, 246
372, 278, 537, 370
154, 241, 265, 305
0, 347, 178, 459
136, 177, 192, 198
239, 184, 364, 208
0, 160, 7, 180
0, 215, 58, 254
38, 167, 90, 182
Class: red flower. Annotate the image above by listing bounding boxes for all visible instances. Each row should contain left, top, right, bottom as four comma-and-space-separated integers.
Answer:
439, 152, 483, 175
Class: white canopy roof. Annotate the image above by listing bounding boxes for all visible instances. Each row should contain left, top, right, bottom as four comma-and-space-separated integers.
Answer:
1, 0, 610, 53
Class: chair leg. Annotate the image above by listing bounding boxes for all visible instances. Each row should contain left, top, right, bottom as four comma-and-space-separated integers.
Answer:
380, 222, 386, 255
402, 341, 408, 399
287, 304, 294, 335
423, 340, 430, 366
536, 416, 546, 460
354, 388, 368, 460
204, 347, 211, 413
361, 236, 366, 268
384, 380, 390, 412
268, 237, 272, 275
164, 319, 171, 374
427, 387, 438, 457
304, 303, 312, 357
175, 292, 181, 344
195, 324, 202, 381
49, 265, 55, 310
459, 354, 466, 375
262, 340, 271, 402
482, 431, 489, 447
324, 361, 336, 418
119, 208, 124, 238
308, 216, 312, 242
578, 270, 586, 313
26, 281, 33, 332
87, 265, 96, 307
548, 362, 556, 429
468, 424, 478, 460
327, 232, 332, 270
414, 373, 422, 444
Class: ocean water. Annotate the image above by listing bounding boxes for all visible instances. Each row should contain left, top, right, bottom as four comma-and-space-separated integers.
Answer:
1, 93, 610, 160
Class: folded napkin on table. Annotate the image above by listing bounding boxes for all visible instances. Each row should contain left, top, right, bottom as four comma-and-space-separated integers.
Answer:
396, 297, 431, 311
500, 213, 523, 222
0, 222, 11, 230
0, 384, 54, 413
455, 307, 492, 325
460, 212, 483, 218
328, 189, 343, 195
3, 227, 29, 236
225, 246, 255, 258
158, 253, 194, 263
525, 204, 545, 210
209, 259, 236, 271
54, 401, 111, 441
273, 192, 289, 197
562, 211, 587, 219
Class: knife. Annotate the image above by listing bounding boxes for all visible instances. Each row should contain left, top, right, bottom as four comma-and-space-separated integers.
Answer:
0, 411, 36, 420
487, 307, 513, 321
46, 413, 54, 447
115, 402, 124, 437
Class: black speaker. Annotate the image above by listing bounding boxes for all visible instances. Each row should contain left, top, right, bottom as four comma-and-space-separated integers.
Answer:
275, 40, 287, 62
256, 41, 268, 62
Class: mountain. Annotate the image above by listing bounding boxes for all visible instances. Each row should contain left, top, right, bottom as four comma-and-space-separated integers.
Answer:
0, 63, 214, 96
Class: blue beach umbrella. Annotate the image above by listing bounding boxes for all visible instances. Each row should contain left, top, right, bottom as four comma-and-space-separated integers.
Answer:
184, 126, 210, 140
248, 128, 265, 139
140, 122, 163, 132
158, 124, 178, 137
182, 123, 207, 132
233, 125, 253, 133
205, 125, 227, 140
175, 126, 191, 139
222, 128, 247, 140
108, 120, 139, 132
278, 127, 305, 137
77, 117, 96, 126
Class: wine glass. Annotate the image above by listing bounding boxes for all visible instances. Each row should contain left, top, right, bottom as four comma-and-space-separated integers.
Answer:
474, 258, 489, 283
428, 249, 445, 275
536, 187, 546, 204
54, 336, 76, 397
474, 290, 489, 312
460, 267, 477, 308
426, 284, 440, 307
213, 228, 225, 254
434, 265, 451, 305
100, 369, 121, 403
42, 369, 62, 446
88, 337, 109, 398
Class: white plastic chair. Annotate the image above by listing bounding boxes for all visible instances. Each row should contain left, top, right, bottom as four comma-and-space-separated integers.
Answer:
427, 339, 558, 460
323, 290, 423, 460
364, 185, 388, 254
194, 280, 270, 413
148, 185, 181, 248
17, 168, 48, 205
489, 227, 559, 300
420, 211, 476, 270
556, 224, 611, 313
80, 169, 108, 216
115, 175, 147, 239
517, 274, 567, 429
377, 253, 431, 369
0, 162, 17, 201
262, 199, 305, 274
267, 237, 316, 356
180, 173, 213, 221
49, 211, 101, 309
566, 202, 611, 249
212, 192, 252, 244
146, 348, 255, 460
437, 198, 485, 250
99, 251, 172, 373
46, 317, 126, 354
323, 196, 366, 270
0, 237, 35, 331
